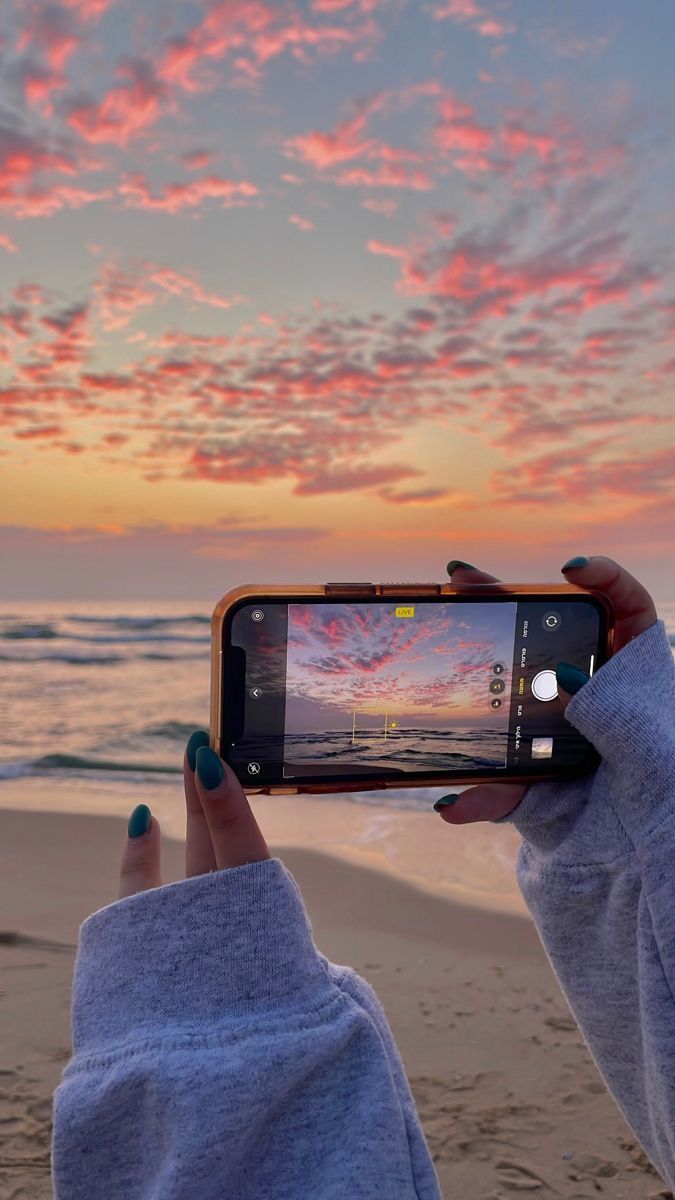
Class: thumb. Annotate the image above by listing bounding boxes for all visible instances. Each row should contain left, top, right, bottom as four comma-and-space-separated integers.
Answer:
118, 804, 162, 900
436, 673, 582, 825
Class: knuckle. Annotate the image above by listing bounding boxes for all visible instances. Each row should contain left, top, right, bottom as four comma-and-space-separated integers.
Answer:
120, 851, 153, 878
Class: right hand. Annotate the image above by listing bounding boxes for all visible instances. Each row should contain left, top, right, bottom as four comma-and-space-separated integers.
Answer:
438, 555, 659, 825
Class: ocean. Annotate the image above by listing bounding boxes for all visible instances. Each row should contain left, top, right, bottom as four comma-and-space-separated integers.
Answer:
1, 597, 674, 821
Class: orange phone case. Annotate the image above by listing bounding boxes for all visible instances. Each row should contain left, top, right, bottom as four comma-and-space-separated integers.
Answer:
209, 581, 616, 795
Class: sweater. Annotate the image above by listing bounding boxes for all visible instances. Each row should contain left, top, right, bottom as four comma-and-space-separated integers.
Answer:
52, 618, 675, 1198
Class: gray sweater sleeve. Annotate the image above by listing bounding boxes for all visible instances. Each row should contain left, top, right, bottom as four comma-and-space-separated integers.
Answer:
51, 855, 444, 1199
495, 617, 675, 1190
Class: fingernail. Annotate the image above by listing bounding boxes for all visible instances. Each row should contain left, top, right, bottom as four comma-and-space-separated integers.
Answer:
556, 662, 590, 694
187, 729, 210, 771
128, 804, 152, 838
447, 560, 476, 575
196, 745, 224, 790
433, 794, 459, 812
561, 556, 590, 572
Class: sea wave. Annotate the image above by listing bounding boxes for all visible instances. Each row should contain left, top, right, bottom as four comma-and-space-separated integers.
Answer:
0, 651, 205, 665
141, 719, 203, 740
0, 627, 208, 644
65, 614, 210, 628
1, 624, 59, 639
13, 753, 182, 776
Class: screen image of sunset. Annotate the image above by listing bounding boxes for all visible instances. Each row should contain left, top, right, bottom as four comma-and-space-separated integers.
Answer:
283, 601, 517, 770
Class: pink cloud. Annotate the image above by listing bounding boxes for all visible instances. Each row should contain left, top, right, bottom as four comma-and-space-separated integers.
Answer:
155, 34, 206, 94
401, 233, 644, 314
477, 18, 515, 38
94, 258, 248, 329
285, 101, 379, 167
13, 58, 68, 113
94, 262, 160, 330
4, 182, 110, 218
312, 0, 382, 10
284, 90, 433, 193
67, 57, 166, 144
0, 232, 18, 252
119, 172, 258, 213
152, 1, 382, 95
0, 304, 33, 338
34, 301, 92, 370
16, 5, 80, 71
0, 127, 76, 202
60, 0, 116, 21
148, 265, 246, 310
334, 163, 434, 189
180, 148, 216, 170
367, 239, 407, 258
362, 195, 397, 215
289, 214, 315, 231
432, 0, 515, 39
433, 0, 480, 18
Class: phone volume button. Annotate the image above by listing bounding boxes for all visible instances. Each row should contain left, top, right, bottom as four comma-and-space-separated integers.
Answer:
326, 582, 376, 595
380, 583, 441, 595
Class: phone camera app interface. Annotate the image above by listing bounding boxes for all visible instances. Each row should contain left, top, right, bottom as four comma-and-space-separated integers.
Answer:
227, 598, 601, 783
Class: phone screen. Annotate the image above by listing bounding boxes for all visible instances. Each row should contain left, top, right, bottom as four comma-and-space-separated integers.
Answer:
221, 596, 607, 787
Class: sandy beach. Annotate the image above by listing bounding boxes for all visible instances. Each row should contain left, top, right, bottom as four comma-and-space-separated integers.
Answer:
1, 794, 671, 1200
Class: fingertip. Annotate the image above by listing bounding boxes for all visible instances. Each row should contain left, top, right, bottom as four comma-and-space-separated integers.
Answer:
195, 744, 225, 791
128, 803, 152, 838
186, 729, 210, 772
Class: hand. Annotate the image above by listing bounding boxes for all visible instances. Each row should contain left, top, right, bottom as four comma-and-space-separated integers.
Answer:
118, 739, 271, 900
438, 554, 659, 825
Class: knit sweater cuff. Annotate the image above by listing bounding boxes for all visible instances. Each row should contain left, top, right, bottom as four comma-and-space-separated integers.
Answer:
71, 857, 333, 1055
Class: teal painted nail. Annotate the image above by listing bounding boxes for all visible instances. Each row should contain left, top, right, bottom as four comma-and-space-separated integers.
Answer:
561, 556, 590, 572
187, 729, 210, 771
196, 745, 224, 790
128, 804, 152, 838
433, 794, 459, 812
556, 662, 590, 695
447, 560, 476, 575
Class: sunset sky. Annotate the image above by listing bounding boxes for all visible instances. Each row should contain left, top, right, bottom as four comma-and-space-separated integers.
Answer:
284, 600, 516, 724
2, 0, 674, 601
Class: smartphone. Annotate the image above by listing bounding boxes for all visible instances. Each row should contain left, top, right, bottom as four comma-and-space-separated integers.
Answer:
209, 580, 615, 795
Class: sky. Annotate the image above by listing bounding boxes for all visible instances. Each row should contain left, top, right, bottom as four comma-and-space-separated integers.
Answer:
1, 0, 674, 602
284, 600, 516, 726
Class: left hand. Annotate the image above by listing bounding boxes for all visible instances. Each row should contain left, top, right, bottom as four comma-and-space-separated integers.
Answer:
118, 736, 271, 900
